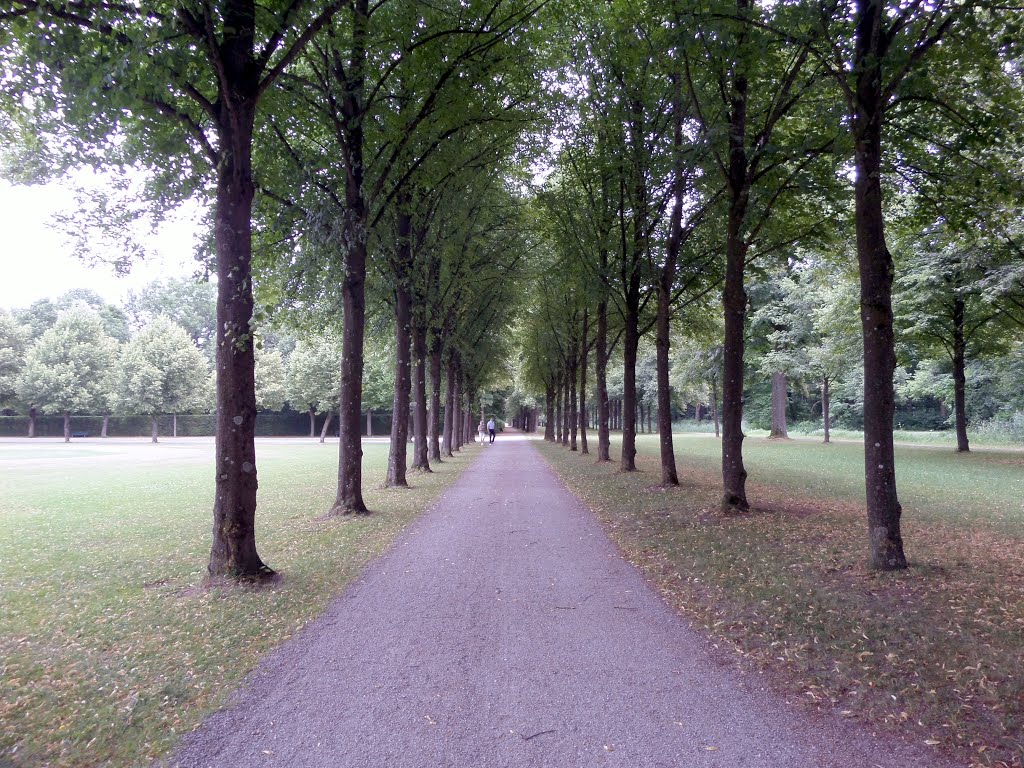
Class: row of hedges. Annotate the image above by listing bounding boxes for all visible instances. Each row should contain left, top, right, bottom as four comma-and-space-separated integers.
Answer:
0, 409, 396, 438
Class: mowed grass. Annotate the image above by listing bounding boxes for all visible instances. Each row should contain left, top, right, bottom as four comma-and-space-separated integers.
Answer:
538, 432, 1024, 768
0, 438, 477, 768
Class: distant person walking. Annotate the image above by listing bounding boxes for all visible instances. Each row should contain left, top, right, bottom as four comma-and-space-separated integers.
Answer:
487, 417, 496, 444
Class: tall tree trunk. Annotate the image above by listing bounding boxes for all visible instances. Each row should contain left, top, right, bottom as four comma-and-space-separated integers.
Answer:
387, 236, 413, 486
952, 297, 970, 453
555, 377, 563, 443
412, 323, 431, 471
656, 195, 680, 486
711, 376, 720, 438
562, 374, 570, 447
621, 310, 640, 471
769, 371, 789, 438
172, 413, 177, 438
569, 348, 578, 452
309, 407, 317, 438
545, 382, 556, 441
366, 409, 373, 437
101, 414, 109, 438
63, 411, 71, 443
443, 357, 455, 457
332, 0, 370, 516
853, 0, 906, 570
721, 2, 751, 512
596, 268, 611, 461
320, 411, 333, 443
579, 308, 590, 455
151, 415, 159, 444
428, 341, 443, 462
822, 376, 831, 444
28, 406, 36, 438
208, 103, 273, 576
453, 368, 463, 450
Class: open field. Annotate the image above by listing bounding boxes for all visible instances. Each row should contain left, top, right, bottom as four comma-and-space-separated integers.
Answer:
0, 437, 477, 768
538, 432, 1024, 768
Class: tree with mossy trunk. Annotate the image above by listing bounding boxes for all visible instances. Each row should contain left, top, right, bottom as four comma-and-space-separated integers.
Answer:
16, 306, 118, 442
112, 317, 210, 443
2, 0, 349, 579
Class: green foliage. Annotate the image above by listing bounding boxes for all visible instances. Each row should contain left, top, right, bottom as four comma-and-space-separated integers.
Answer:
15, 305, 118, 415
254, 347, 287, 413
0, 309, 29, 409
112, 317, 210, 418
284, 331, 341, 416
125, 278, 216, 351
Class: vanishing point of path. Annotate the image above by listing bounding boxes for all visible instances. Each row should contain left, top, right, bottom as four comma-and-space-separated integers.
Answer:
170, 434, 954, 768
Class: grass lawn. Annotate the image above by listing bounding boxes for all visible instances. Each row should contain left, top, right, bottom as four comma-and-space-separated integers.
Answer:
0, 437, 477, 768
538, 432, 1024, 768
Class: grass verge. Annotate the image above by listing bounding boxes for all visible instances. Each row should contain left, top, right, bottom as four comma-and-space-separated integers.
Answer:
0, 438, 477, 768
537, 433, 1024, 768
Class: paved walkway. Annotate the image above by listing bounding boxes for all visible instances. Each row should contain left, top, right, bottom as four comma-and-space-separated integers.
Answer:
170, 435, 953, 768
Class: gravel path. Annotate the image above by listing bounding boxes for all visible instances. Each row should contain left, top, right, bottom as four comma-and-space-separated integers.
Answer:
169, 434, 956, 768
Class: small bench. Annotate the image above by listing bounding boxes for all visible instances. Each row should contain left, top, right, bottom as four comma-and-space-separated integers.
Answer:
71, 431, 90, 438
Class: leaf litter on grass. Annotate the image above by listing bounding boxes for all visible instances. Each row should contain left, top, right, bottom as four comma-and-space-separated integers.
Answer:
537, 440, 1024, 768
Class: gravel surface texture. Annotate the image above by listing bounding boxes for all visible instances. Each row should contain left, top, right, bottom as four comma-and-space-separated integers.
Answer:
168, 434, 957, 768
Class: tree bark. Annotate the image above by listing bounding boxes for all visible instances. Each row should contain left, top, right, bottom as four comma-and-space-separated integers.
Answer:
952, 297, 970, 452
332, 0, 371, 516
545, 382, 556, 441
28, 406, 36, 438
428, 340, 443, 462
208, 89, 273, 576
443, 356, 455, 457
309, 407, 317, 438
822, 376, 831, 444
555, 377, 563, 444
412, 322, 431, 471
151, 415, 159, 444
769, 371, 789, 438
720, 0, 751, 512
387, 217, 413, 487
621, 310, 639, 471
63, 411, 71, 443
102, 414, 109, 438
320, 411, 333, 443
711, 376, 720, 438
579, 308, 589, 455
853, 0, 906, 570
562, 373, 571, 447
568, 340, 578, 452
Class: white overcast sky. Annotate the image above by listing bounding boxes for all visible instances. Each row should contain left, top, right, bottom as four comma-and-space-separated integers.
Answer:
0, 177, 202, 312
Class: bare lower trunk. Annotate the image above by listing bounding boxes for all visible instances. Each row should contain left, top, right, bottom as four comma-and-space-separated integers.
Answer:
769, 371, 789, 438
387, 256, 413, 487
320, 411, 333, 443
822, 377, 831, 444
952, 298, 969, 453
579, 309, 589, 455
621, 310, 639, 471
569, 351, 578, 452
309, 407, 317, 438
428, 342, 442, 462
101, 414, 109, 438
412, 323, 430, 471
711, 377, 720, 438
555, 378, 563, 444
64, 411, 71, 442
28, 406, 36, 438
656, 280, 679, 485
545, 382, 556, 441
854, 5, 906, 568
366, 409, 372, 437
443, 358, 455, 457
208, 125, 273, 576
151, 415, 159, 444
